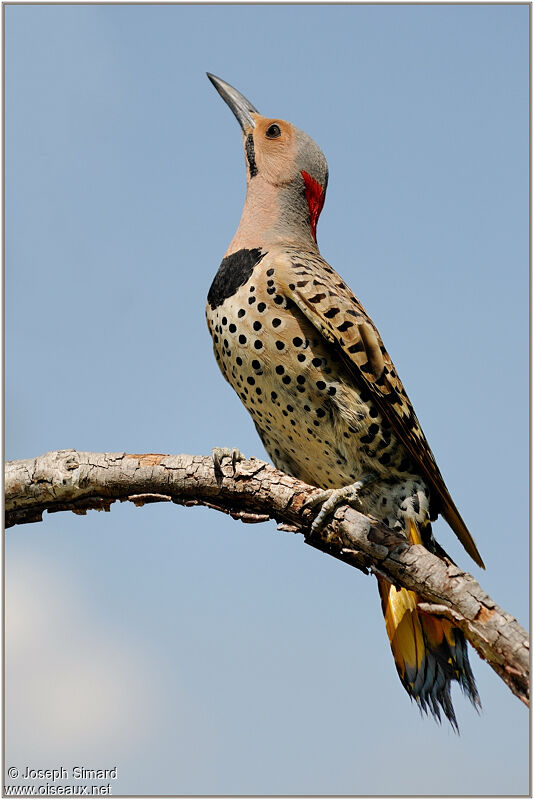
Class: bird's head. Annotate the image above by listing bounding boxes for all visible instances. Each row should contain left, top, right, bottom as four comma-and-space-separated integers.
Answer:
208, 73, 328, 247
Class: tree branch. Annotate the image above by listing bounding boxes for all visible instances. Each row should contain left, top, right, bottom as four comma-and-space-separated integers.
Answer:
5, 449, 529, 707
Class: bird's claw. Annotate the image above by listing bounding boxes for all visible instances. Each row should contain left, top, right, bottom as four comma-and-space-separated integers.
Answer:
304, 474, 376, 534
212, 447, 245, 477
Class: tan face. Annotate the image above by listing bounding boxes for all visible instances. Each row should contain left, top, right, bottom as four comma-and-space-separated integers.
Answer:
247, 115, 298, 187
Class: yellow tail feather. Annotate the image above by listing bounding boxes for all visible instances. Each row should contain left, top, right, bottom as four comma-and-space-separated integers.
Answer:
377, 518, 480, 730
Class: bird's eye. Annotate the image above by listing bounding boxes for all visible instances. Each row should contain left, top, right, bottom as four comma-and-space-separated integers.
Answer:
266, 124, 281, 139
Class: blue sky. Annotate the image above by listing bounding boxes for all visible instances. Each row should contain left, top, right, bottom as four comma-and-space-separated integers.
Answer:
5, 3, 529, 795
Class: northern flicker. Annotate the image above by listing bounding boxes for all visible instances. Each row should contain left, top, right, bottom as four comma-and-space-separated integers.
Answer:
206, 73, 484, 729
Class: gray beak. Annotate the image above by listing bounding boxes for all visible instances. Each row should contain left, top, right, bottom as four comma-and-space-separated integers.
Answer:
207, 73, 259, 132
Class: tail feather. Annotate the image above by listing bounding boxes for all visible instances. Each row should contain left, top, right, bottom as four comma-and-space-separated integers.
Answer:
377, 518, 480, 731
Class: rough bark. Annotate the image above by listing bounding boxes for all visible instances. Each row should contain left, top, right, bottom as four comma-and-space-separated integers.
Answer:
5, 449, 529, 707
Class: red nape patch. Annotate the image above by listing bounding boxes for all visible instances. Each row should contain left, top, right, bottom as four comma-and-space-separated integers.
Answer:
301, 170, 325, 242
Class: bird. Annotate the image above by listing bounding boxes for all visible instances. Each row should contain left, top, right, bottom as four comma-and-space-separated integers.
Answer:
205, 72, 484, 730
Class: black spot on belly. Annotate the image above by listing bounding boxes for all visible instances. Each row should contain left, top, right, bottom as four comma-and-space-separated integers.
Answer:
208, 249, 266, 309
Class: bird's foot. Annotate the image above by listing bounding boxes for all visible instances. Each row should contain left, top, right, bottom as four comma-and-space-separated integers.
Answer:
212, 447, 245, 478
304, 474, 376, 534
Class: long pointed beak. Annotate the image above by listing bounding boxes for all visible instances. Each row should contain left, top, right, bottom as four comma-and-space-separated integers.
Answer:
207, 73, 259, 132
